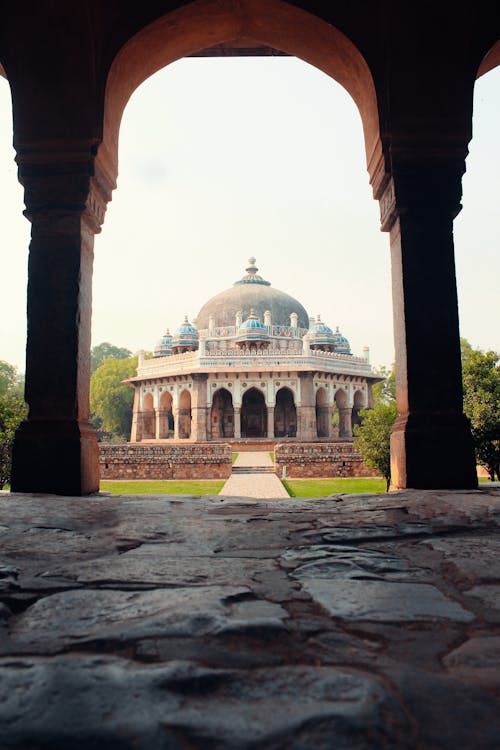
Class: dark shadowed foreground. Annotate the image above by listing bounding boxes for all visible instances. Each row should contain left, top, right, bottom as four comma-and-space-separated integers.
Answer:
1, 487, 500, 749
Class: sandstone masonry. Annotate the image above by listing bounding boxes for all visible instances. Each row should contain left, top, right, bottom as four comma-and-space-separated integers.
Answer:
275, 441, 376, 478
99, 443, 232, 480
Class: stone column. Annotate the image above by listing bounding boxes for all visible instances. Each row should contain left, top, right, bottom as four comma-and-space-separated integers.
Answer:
297, 373, 316, 440
267, 406, 275, 439
234, 407, 241, 439
130, 388, 141, 443
378, 163, 476, 489
191, 374, 208, 441
11, 150, 111, 495
339, 407, 353, 438
172, 407, 180, 440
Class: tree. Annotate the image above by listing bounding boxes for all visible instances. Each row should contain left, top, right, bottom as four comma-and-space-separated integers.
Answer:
0, 360, 27, 488
91, 342, 132, 374
461, 339, 499, 480
372, 364, 396, 405
90, 356, 138, 441
354, 402, 398, 492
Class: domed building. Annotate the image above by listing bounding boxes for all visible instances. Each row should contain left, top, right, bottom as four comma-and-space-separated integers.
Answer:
127, 259, 380, 443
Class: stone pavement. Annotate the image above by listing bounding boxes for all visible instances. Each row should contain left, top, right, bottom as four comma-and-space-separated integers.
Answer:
1, 487, 500, 748
219, 450, 289, 499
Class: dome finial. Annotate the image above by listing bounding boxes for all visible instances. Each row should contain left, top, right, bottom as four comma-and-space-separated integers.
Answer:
246, 257, 258, 275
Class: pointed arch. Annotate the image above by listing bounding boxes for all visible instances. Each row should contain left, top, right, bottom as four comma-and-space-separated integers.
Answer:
211, 387, 234, 438
178, 388, 192, 439
98, 0, 380, 187
241, 387, 267, 438
275, 386, 296, 438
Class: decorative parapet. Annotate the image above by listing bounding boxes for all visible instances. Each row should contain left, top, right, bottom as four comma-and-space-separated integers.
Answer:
134, 349, 373, 380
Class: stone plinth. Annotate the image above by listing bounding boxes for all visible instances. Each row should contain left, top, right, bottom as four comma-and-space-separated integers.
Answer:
275, 441, 375, 478
99, 443, 232, 480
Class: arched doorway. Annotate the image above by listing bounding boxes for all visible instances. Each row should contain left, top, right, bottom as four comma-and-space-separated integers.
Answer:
352, 389, 365, 431
275, 387, 296, 438
159, 391, 173, 439
211, 388, 234, 438
178, 389, 192, 439
141, 392, 155, 440
241, 388, 267, 438
316, 387, 330, 437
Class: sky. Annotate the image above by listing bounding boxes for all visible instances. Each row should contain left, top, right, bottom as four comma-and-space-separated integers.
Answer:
0, 57, 498, 373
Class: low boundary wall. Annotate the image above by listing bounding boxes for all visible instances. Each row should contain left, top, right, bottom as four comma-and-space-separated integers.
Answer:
275, 441, 376, 479
99, 443, 232, 480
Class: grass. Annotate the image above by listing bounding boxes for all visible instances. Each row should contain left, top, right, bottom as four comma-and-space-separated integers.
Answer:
232, 453, 239, 464
100, 479, 226, 495
269, 452, 275, 463
282, 477, 387, 497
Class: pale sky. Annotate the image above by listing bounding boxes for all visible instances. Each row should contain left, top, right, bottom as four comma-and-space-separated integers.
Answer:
0, 57, 498, 373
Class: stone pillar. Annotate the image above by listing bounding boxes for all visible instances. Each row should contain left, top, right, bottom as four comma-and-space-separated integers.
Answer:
234, 407, 241, 439
130, 388, 141, 443
191, 374, 208, 441
297, 373, 316, 440
173, 408, 180, 440
11, 150, 111, 495
339, 407, 353, 438
378, 163, 476, 489
267, 407, 275, 439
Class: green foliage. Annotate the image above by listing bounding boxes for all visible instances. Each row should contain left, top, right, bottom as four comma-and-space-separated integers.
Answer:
91, 342, 132, 374
461, 340, 499, 480
90, 356, 137, 441
372, 364, 396, 405
0, 360, 28, 488
353, 402, 398, 492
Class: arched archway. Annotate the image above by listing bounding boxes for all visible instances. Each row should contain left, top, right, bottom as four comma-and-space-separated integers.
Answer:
241, 388, 267, 438
315, 386, 330, 438
159, 391, 173, 439
99, 0, 381, 188
334, 388, 351, 439
352, 389, 365, 431
178, 389, 192, 439
274, 387, 296, 438
141, 392, 155, 440
211, 388, 234, 438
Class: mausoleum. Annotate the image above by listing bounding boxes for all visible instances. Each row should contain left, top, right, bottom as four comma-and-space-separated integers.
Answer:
127, 259, 380, 444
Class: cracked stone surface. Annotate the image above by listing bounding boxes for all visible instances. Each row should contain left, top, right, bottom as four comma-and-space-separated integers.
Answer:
1, 487, 500, 748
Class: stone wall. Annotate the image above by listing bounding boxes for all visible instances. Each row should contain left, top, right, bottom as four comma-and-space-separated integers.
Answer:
99, 443, 232, 480
274, 441, 377, 478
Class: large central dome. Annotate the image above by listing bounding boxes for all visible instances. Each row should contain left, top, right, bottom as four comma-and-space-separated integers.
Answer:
195, 258, 309, 330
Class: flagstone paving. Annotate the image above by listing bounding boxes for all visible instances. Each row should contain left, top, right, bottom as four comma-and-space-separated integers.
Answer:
1, 486, 500, 748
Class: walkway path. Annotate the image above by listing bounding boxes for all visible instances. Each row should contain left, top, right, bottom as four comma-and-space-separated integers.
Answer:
219, 450, 289, 498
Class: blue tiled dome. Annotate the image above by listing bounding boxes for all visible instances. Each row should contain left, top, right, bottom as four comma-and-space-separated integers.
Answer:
172, 316, 199, 347
333, 326, 351, 354
154, 329, 172, 357
307, 315, 336, 347
237, 310, 269, 341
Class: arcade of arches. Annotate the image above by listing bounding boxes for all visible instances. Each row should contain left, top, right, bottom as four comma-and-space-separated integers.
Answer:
2, 0, 495, 494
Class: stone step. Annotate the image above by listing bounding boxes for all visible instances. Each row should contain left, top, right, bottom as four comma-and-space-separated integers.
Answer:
232, 466, 276, 475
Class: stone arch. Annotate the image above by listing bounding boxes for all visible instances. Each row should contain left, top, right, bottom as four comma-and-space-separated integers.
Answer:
352, 389, 365, 431
274, 387, 296, 438
211, 387, 234, 438
159, 390, 174, 439
141, 392, 155, 440
98, 0, 381, 188
241, 387, 267, 438
477, 40, 500, 78
178, 388, 192, 439
334, 388, 348, 409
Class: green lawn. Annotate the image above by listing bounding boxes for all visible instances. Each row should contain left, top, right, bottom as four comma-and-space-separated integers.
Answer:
232, 453, 239, 464
100, 479, 226, 495
282, 477, 387, 497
